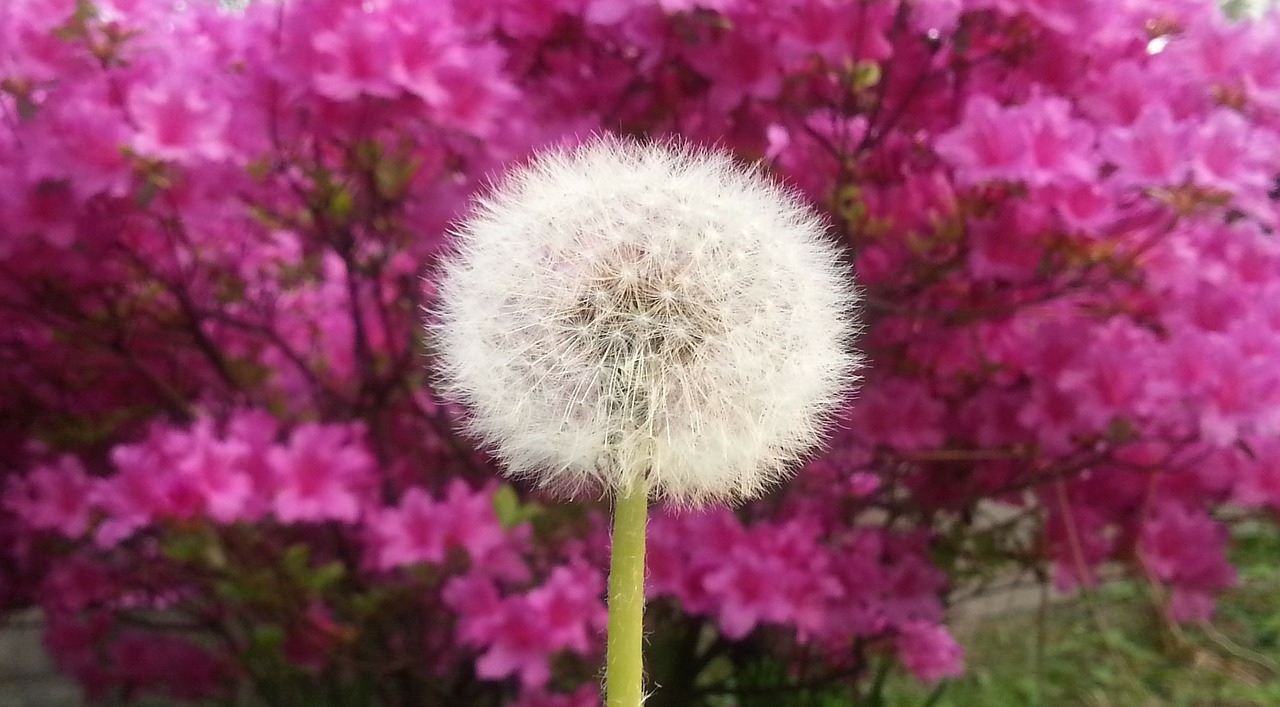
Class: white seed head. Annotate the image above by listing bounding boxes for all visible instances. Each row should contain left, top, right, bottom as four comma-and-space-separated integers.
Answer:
430, 137, 861, 506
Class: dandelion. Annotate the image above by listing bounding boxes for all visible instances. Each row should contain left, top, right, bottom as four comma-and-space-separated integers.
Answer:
430, 136, 860, 705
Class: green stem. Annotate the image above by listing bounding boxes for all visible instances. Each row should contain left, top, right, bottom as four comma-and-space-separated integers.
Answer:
606, 476, 650, 707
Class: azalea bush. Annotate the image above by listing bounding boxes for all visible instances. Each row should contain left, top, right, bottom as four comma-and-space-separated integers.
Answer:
1, 0, 1278, 705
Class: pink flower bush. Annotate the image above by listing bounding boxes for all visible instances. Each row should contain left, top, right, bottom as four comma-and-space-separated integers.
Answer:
2, 0, 1279, 703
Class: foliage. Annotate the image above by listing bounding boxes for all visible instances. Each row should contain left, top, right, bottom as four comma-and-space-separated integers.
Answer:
1, 0, 1278, 704
883, 522, 1280, 706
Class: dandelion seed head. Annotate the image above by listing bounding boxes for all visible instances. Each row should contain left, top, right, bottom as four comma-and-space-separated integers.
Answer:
431, 136, 861, 506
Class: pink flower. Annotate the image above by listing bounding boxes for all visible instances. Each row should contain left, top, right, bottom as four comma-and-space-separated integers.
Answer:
701, 520, 841, 639
446, 562, 605, 689
269, 423, 375, 524
177, 420, 257, 523
128, 81, 232, 163
365, 481, 507, 571
647, 510, 744, 614
1141, 503, 1236, 621
910, 0, 961, 34
1190, 108, 1272, 195
1040, 179, 1114, 231
939, 94, 1095, 187
845, 378, 947, 451
224, 410, 281, 515
815, 530, 950, 646
111, 631, 229, 701
311, 11, 401, 100
1171, 20, 1248, 84
23, 86, 133, 200
1056, 320, 1162, 427
682, 29, 782, 110
40, 557, 115, 613
583, 0, 636, 25
429, 56, 517, 136
1045, 504, 1115, 591
895, 623, 963, 684
441, 572, 503, 632
525, 562, 606, 655
85, 415, 281, 544
965, 201, 1050, 280
4, 456, 93, 538
436, 481, 509, 563
935, 95, 1030, 184
702, 545, 795, 639
849, 472, 880, 498
1242, 23, 1280, 111
10, 181, 78, 249
1021, 96, 1097, 185
1080, 60, 1156, 126
1234, 439, 1280, 509
1016, 382, 1083, 454
367, 488, 449, 569
1099, 103, 1188, 186
649, 511, 847, 641
95, 433, 206, 546
776, 0, 893, 67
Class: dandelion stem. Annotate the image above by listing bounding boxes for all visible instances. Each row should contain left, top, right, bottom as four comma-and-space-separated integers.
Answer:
606, 474, 649, 706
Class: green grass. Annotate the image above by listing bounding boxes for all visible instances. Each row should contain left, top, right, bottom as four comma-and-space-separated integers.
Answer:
882, 522, 1280, 707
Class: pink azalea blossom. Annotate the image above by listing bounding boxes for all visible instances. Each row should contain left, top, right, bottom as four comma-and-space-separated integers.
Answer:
1141, 503, 1236, 621
895, 623, 964, 684
1021, 96, 1097, 185
4, 456, 93, 538
128, 81, 232, 164
310, 10, 401, 100
365, 481, 508, 571
176, 419, 258, 523
446, 562, 605, 689
775, 0, 894, 67
935, 95, 1031, 184
111, 631, 229, 701
844, 378, 947, 451
95, 433, 205, 546
40, 557, 116, 613
1099, 103, 1189, 186
1190, 108, 1272, 195
269, 423, 375, 524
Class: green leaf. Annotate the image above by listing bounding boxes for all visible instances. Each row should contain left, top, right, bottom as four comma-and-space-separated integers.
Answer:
308, 561, 346, 593
162, 531, 206, 563
328, 188, 354, 222
492, 483, 522, 529
282, 543, 311, 578
250, 623, 285, 652
851, 60, 883, 91
492, 483, 544, 530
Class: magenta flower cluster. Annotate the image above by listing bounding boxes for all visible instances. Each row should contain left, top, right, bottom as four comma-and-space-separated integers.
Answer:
2, 0, 1279, 703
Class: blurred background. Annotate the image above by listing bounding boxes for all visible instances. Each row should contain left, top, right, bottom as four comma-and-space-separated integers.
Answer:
3, 0, 1280, 705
